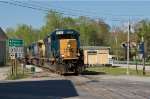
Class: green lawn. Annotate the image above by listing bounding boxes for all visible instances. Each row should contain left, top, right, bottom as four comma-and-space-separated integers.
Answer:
86, 67, 150, 77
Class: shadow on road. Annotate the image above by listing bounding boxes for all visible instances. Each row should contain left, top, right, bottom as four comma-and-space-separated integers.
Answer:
81, 70, 106, 75
0, 80, 78, 99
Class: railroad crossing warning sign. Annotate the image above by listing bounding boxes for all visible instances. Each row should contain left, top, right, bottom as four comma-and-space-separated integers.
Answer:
124, 22, 135, 34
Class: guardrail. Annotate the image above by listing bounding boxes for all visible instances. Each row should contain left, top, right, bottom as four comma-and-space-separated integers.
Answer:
113, 60, 150, 65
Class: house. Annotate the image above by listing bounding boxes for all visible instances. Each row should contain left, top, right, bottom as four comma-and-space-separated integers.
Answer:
0, 27, 8, 66
81, 46, 111, 66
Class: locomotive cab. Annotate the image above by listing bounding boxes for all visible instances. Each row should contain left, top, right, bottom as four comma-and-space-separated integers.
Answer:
48, 29, 84, 74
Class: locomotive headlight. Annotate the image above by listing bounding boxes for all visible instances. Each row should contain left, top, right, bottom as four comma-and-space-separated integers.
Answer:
61, 54, 64, 58
67, 42, 71, 48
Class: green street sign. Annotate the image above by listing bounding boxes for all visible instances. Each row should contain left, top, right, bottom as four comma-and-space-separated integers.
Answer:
9, 39, 23, 47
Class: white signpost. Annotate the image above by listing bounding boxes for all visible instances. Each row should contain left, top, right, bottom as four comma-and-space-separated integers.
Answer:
124, 21, 135, 75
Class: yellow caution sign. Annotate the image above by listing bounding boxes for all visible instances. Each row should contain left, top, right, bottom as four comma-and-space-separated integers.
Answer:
10, 56, 15, 60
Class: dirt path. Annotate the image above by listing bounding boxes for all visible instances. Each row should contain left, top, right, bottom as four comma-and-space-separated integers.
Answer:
0, 67, 10, 80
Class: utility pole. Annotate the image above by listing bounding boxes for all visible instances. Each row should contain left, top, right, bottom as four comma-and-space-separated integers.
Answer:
124, 21, 135, 75
127, 21, 130, 75
142, 37, 145, 75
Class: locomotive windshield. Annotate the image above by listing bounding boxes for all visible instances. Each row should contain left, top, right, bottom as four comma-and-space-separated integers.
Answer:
57, 34, 78, 39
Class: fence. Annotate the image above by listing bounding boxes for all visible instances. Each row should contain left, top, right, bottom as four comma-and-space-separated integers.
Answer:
113, 60, 150, 65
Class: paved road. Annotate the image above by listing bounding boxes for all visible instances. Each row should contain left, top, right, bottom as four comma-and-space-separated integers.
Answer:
0, 73, 150, 99
78, 75, 150, 99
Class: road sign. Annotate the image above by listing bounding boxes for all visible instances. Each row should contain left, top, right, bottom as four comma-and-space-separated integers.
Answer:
9, 39, 23, 47
124, 22, 135, 34
17, 53, 23, 57
9, 47, 24, 54
139, 43, 144, 54
17, 47, 24, 54
9, 46, 17, 54
10, 56, 15, 60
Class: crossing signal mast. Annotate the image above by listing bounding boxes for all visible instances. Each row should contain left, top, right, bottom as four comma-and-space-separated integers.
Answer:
124, 21, 135, 75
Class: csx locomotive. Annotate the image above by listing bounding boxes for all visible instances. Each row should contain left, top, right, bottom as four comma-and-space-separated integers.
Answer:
25, 29, 84, 74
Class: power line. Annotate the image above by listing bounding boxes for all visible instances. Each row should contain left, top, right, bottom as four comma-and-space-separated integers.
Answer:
15, 0, 134, 21
30, 0, 98, 16
0, 1, 50, 12
30, 0, 146, 17
11, 0, 78, 16
0, 1, 84, 17
12, 0, 106, 19
0, 1, 107, 20
0, 1, 141, 22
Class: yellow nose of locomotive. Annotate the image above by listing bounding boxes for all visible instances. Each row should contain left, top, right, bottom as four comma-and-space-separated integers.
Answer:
60, 39, 77, 59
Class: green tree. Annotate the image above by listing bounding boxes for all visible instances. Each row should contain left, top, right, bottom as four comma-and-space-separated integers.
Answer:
97, 19, 111, 46
139, 19, 150, 56
5, 27, 16, 38
61, 17, 77, 29
15, 24, 37, 46
40, 11, 63, 37
75, 16, 99, 46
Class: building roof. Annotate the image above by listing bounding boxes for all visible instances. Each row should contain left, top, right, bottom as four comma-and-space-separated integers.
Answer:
81, 46, 111, 50
0, 27, 8, 41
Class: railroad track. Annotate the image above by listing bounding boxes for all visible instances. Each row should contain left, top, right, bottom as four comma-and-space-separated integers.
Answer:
27, 65, 146, 99
80, 75, 146, 99
65, 75, 112, 99
32, 65, 111, 98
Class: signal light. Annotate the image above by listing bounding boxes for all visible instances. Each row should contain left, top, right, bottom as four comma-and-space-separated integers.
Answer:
121, 42, 127, 48
130, 42, 136, 48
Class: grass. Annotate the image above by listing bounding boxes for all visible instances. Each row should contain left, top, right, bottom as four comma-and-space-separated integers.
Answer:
6, 64, 26, 80
7, 72, 26, 80
86, 67, 150, 77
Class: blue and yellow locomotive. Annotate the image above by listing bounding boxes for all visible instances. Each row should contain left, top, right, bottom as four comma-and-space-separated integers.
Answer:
26, 29, 84, 74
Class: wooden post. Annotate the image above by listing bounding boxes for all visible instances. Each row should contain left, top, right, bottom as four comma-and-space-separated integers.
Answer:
13, 59, 15, 75
14, 58, 16, 76
12, 59, 14, 74
135, 48, 138, 74
143, 57, 145, 75
15, 57, 18, 76
142, 37, 145, 75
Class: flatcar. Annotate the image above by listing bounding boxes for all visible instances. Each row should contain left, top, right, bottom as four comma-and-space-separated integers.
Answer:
25, 29, 84, 74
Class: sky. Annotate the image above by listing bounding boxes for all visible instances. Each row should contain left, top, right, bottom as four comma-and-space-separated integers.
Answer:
0, 0, 150, 32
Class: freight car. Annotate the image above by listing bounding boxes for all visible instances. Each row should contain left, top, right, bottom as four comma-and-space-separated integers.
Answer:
25, 29, 84, 74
